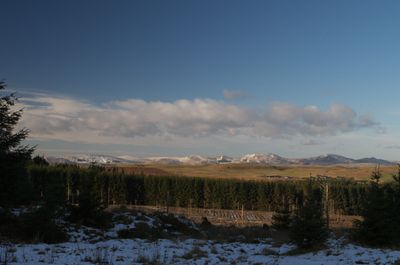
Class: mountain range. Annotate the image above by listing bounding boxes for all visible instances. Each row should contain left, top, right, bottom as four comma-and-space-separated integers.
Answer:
44, 153, 396, 166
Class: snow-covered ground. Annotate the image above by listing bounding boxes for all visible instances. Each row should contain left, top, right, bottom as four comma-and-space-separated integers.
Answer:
2, 238, 400, 265
2, 211, 400, 265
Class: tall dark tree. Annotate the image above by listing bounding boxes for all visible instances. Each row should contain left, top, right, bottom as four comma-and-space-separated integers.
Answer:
390, 164, 400, 244
289, 179, 328, 248
353, 166, 390, 246
0, 81, 35, 205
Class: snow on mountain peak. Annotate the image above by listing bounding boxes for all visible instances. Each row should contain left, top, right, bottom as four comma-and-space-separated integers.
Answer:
239, 153, 289, 164
43, 153, 394, 166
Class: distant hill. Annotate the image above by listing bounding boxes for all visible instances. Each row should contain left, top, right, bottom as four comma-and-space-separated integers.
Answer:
297, 154, 356, 165
354, 157, 395, 165
44, 153, 395, 166
239, 153, 290, 165
45, 154, 137, 165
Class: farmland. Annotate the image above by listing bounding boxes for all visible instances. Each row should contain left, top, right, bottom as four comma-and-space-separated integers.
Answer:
115, 163, 399, 182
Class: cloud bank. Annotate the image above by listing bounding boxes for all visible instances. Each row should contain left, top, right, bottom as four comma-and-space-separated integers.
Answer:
18, 93, 379, 144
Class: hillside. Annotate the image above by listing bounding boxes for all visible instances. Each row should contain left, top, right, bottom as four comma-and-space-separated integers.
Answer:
45, 153, 395, 166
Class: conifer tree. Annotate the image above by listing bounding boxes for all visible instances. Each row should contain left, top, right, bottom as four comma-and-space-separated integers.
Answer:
289, 179, 328, 248
272, 197, 292, 230
353, 166, 390, 245
391, 164, 400, 244
0, 81, 35, 205
69, 167, 111, 229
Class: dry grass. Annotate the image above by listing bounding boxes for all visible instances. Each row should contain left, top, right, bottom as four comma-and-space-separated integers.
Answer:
114, 163, 398, 182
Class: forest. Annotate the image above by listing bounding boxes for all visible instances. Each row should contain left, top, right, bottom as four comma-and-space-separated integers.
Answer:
0, 162, 393, 246
27, 164, 367, 215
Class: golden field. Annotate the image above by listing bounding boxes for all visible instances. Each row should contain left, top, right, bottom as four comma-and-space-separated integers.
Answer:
115, 163, 399, 182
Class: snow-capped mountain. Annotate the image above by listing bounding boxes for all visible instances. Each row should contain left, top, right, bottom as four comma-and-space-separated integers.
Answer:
43, 153, 395, 166
216, 155, 234, 164
71, 154, 134, 164
116, 155, 149, 164
45, 157, 75, 165
146, 155, 211, 165
146, 155, 233, 165
45, 154, 138, 165
239, 153, 290, 165
182, 155, 211, 165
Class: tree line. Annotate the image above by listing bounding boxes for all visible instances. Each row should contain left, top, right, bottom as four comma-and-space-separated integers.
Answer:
27, 164, 367, 215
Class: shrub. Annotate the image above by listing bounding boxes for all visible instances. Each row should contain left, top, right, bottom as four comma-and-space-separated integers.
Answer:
18, 207, 68, 243
0, 207, 68, 243
200, 217, 212, 229
69, 205, 112, 229
117, 222, 152, 239
156, 213, 198, 236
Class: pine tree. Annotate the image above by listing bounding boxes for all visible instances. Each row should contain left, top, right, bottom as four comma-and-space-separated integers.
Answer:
289, 179, 328, 248
0, 81, 35, 205
272, 197, 292, 230
353, 166, 390, 245
69, 169, 111, 229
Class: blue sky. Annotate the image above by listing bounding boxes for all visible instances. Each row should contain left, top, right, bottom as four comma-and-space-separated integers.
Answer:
2, 0, 400, 159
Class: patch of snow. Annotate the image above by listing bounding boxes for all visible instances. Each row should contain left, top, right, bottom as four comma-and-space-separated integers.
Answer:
5, 237, 400, 265
239, 153, 289, 165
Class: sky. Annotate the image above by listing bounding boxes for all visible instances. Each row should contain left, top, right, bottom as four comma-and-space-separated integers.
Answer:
1, 0, 400, 159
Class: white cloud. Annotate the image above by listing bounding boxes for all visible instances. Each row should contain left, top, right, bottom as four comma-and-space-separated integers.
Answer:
254, 102, 378, 137
18, 93, 380, 144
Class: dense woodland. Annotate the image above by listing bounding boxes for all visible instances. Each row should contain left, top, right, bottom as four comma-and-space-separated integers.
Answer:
27, 164, 367, 215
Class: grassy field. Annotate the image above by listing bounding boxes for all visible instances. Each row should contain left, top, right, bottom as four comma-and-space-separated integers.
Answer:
115, 163, 399, 182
